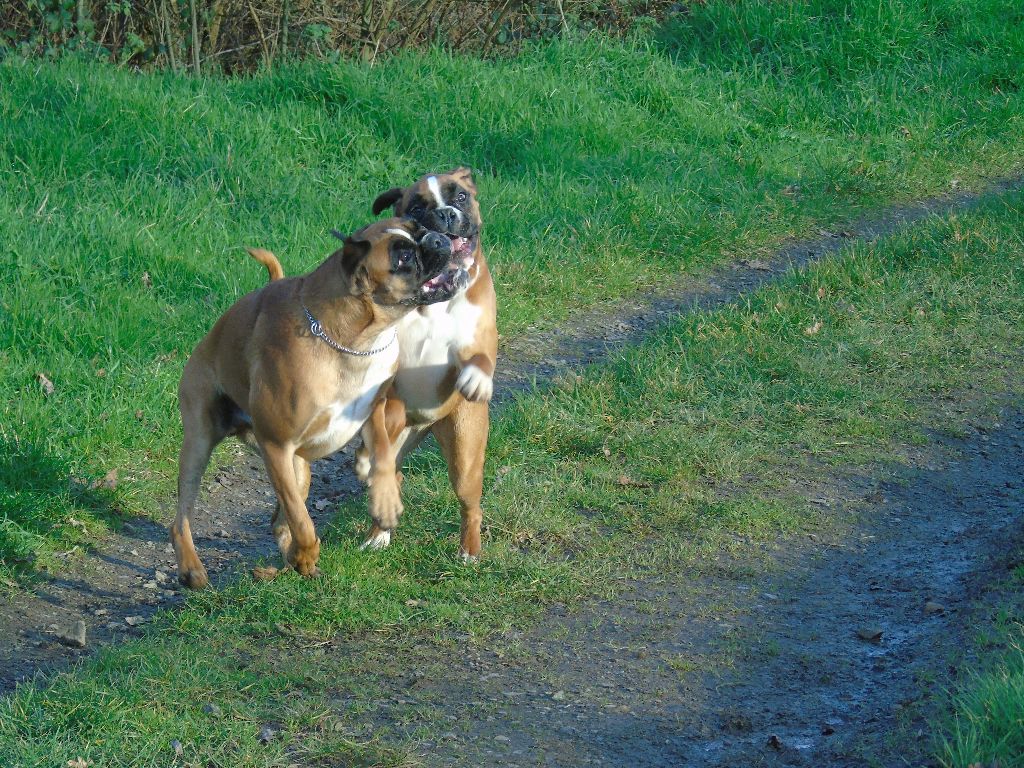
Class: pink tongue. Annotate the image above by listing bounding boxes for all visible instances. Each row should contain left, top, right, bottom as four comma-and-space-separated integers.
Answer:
451, 236, 466, 252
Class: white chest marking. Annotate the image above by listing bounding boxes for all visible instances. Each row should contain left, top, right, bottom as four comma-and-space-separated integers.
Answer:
302, 334, 398, 459
393, 293, 482, 412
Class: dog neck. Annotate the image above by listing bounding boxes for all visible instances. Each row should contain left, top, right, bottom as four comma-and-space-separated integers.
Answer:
300, 257, 399, 352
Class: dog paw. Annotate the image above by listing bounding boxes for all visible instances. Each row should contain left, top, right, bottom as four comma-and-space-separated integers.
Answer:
272, 523, 292, 555
360, 528, 392, 551
287, 538, 321, 577
354, 448, 372, 485
369, 478, 403, 530
178, 565, 210, 589
458, 548, 480, 565
456, 364, 493, 403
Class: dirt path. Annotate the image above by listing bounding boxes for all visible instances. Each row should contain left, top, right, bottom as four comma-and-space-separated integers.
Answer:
1, 177, 1021, 697
358, 402, 1022, 767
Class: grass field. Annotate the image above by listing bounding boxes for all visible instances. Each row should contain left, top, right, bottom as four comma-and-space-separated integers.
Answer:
2, 0, 1024, 578
1, 178, 1022, 764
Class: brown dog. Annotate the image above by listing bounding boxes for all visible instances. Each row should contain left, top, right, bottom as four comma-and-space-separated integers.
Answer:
355, 168, 497, 560
171, 218, 460, 588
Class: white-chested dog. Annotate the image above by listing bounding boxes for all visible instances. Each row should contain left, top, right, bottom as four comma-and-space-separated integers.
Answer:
171, 218, 460, 588
356, 167, 497, 560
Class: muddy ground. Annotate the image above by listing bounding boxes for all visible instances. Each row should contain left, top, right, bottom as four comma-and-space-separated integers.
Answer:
2, 178, 1022, 765
360, 401, 1023, 767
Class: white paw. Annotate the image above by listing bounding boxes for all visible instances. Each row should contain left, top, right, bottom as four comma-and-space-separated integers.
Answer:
273, 525, 292, 555
459, 549, 480, 564
456, 364, 493, 402
354, 450, 372, 485
360, 529, 392, 551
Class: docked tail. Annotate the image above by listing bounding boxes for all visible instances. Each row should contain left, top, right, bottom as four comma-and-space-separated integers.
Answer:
246, 247, 284, 282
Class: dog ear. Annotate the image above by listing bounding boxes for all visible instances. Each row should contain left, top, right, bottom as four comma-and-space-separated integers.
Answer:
446, 166, 476, 194
341, 237, 372, 296
372, 188, 404, 216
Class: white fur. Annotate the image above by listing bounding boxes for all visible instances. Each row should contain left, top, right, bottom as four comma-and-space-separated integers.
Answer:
393, 294, 483, 414
426, 175, 444, 206
301, 335, 398, 460
386, 227, 415, 242
360, 529, 392, 550
456, 364, 493, 403
354, 449, 372, 484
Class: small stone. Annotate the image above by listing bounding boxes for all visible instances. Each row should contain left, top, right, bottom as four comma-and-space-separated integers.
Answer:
494, 735, 511, 743
551, 690, 566, 701
170, 739, 183, 757
56, 620, 87, 648
125, 615, 146, 627
856, 627, 883, 643
258, 725, 276, 744
154, 569, 169, 583
924, 601, 946, 616
143, 580, 159, 590
767, 734, 783, 749
203, 702, 222, 717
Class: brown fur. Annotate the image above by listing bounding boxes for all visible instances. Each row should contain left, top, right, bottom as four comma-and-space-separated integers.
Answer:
247, 247, 284, 282
360, 168, 497, 559
171, 218, 448, 588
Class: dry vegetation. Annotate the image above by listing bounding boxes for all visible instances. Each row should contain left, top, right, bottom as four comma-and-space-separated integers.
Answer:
2, 0, 676, 70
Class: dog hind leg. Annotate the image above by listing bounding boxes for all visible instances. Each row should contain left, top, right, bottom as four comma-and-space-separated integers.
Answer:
172, 377, 229, 589
432, 401, 488, 561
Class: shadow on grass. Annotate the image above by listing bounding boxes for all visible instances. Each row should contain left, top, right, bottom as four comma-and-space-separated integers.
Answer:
0, 435, 125, 575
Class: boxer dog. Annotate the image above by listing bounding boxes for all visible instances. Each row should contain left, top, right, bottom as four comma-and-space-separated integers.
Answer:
355, 167, 497, 560
171, 218, 459, 588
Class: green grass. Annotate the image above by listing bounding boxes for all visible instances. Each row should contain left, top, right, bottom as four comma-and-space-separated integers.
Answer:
2, 183, 1023, 765
937, 562, 1024, 767
2, 0, 1024, 576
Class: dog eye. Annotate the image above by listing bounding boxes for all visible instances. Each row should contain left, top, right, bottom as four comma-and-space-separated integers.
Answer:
394, 248, 414, 267
408, 204, 425, 215
454, 191, 468, 204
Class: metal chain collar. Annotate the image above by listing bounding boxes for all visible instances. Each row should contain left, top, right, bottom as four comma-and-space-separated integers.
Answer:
302, 306, 396, 357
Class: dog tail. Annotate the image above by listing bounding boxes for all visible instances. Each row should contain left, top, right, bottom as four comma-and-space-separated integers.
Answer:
246, 248, 285, 282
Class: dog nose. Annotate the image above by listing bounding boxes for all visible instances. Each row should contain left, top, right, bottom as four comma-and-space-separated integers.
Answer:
421, 232, 451, 253
433, 208, 456, 230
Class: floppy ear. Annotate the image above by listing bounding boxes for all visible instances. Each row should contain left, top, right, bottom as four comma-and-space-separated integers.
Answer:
372, 188, 404, 216
341, 236, 372, 296
446, 166, 477, 194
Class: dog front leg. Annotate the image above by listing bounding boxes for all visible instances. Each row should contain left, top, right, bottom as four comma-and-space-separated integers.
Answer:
455, 352, 495, 403
365, 396, 405, 538
270, 454, 311, 557
261, 442, 320, 577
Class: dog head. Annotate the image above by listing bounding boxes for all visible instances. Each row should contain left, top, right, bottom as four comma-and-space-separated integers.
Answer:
336, 217, 463, 307
372, 167, 481, 289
